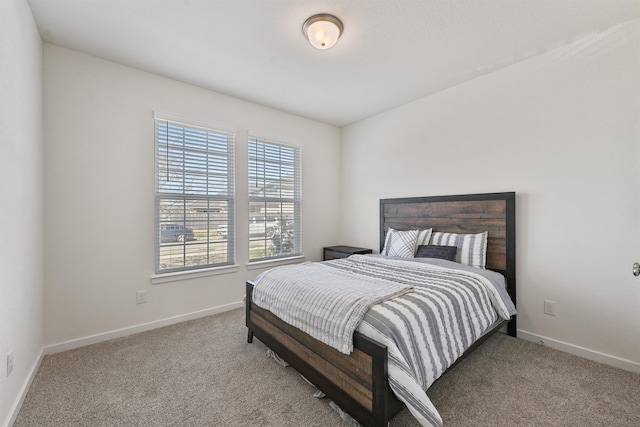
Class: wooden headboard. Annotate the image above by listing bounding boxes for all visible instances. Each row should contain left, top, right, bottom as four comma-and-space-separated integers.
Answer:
380, 192, 516, 335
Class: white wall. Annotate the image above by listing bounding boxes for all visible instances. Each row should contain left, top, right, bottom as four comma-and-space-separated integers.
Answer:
43, 44, 341, 348
0, 0, 44, 425
340, 20, 640, 370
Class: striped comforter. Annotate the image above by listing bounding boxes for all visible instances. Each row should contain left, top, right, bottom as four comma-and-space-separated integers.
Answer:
252, 255, 516, 427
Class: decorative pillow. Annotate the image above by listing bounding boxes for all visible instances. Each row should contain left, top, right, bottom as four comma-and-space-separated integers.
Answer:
415, 228, 433, 247
415, 245, 457, 261
382, 228, 419, 258
429, 231, 488, 269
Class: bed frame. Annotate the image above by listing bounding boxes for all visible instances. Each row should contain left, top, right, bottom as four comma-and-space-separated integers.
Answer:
246, 192, 516, 427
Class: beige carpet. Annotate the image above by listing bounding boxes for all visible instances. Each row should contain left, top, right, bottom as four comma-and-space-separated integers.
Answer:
14, 308, 640, 426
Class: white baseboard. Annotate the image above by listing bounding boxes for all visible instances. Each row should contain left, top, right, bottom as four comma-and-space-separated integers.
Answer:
43, 301, 243, 356
518, 329, 640, 374
3, 348, 43, 427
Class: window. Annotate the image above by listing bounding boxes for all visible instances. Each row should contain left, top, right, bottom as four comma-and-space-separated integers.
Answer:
155, 116, 235, 273
248, 136, 302, 261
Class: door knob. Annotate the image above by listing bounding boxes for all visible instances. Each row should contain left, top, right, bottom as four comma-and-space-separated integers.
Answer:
634, 262, 640, 277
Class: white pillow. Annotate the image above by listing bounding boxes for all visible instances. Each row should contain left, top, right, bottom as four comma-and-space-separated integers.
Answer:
429, 231, 488, 269
382, 228, 419, 258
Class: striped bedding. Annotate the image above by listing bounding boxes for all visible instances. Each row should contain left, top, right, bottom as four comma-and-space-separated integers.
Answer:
252, 255, 516, 427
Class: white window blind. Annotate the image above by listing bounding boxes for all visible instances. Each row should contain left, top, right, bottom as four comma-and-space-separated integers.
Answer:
155, 117, 235, 273
248, 136, 302, 261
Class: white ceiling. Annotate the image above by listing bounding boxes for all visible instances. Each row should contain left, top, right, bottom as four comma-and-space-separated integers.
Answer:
27, 0, 639, 127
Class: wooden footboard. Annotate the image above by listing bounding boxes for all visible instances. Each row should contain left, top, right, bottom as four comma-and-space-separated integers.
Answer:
246, 281, 404, 427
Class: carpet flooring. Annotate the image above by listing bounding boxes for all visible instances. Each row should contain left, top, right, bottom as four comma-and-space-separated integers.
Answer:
14, 308, 640, 426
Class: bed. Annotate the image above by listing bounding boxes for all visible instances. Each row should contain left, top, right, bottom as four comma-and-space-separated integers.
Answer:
245, 192, 516, 426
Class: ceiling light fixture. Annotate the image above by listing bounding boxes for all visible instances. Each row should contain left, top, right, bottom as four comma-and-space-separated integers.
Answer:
302, 14, 343, 50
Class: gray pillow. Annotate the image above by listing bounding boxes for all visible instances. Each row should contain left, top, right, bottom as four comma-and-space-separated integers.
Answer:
415, 245, 457, 261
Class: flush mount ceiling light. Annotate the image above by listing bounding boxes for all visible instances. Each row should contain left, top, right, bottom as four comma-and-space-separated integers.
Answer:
302, 14, 343, 50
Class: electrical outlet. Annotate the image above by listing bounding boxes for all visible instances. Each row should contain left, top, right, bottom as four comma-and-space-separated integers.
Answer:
544, 300, 557, 316
136, 290, 147, 304
6, 351, 13, 377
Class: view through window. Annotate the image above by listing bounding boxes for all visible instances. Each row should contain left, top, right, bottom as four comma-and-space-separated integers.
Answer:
248, 137, 302, 261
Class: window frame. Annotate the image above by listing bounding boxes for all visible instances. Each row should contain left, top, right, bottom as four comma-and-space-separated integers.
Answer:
154, 113, 236, 275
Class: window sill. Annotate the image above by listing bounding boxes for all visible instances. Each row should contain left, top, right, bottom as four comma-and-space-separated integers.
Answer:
151, 264, 240, 285
246, 255, 305, 271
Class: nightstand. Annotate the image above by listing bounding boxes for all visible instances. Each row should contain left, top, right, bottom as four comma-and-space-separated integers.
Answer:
323, 245, 373, 261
